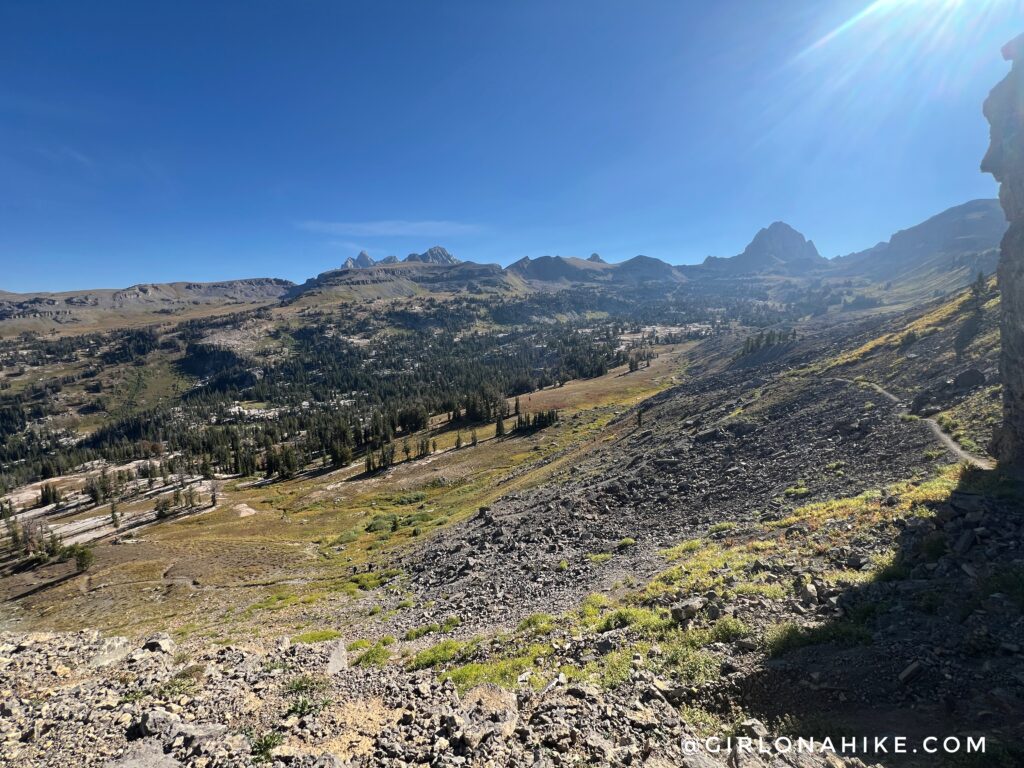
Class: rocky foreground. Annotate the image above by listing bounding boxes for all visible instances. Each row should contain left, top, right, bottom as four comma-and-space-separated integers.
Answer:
3, 471, 1020, 767
1, 626, 884, 768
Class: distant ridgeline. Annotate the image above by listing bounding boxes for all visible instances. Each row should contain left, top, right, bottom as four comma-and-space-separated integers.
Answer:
0, 196, 1011, 492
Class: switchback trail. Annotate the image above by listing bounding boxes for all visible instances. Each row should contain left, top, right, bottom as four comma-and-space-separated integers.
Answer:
832, 376, 995, 470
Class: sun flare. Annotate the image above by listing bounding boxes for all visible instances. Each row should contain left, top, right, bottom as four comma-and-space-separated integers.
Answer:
807, 0, 1002, 54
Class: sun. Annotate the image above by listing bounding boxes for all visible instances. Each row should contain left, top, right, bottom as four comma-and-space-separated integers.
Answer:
806, 0, 997, 55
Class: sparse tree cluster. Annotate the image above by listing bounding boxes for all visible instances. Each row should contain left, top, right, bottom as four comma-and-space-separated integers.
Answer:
737, 328, 797, 358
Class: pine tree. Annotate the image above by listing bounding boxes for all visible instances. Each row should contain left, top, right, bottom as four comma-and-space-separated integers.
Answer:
971, 270, 987, 307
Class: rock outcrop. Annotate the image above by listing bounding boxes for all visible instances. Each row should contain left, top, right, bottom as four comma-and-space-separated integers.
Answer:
983, 33, 1024, 470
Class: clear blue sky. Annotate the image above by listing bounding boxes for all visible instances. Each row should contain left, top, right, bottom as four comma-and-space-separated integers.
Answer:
1, 1, 1020, 291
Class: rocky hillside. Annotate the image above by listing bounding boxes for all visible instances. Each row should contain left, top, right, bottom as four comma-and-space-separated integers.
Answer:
0, 627, 885, 768
3, 277, 1019, 766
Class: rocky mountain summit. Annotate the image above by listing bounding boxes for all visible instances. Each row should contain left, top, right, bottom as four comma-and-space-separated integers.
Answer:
340, 248, 461, 270
697, 222, 826, 276
320, 201, 1004, 290
404, 247, 460, 266
343, 252, 377, 270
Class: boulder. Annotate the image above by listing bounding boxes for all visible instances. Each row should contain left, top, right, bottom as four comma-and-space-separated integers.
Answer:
954, 368, 986, 391
143, 633, 175, 655
90, 636, 132, 668
326, 639, 348, 674
671, 597, 706, 623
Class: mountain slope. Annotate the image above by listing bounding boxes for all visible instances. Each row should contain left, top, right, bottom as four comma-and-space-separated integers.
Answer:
0, 278, 294, 335
506, 255, 612, 283
287, 260, 521, 302
833, 199, 1005, 298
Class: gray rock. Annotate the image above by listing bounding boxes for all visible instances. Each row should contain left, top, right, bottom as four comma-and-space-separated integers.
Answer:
737, 718, 770, 739
143, 633, 175, 655
326, 639, 348, 674
954, 368, 986, 391
103, 739, 183, 768
134, 709, 183, 740
671, 597, 706, 623
90, 637, 132, 668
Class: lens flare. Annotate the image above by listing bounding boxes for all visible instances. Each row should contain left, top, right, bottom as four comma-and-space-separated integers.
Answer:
793, 0, 1019, 107
805, 0, 972, 55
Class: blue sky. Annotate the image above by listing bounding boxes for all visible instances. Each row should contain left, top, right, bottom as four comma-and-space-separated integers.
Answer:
1, 1, 1021, 291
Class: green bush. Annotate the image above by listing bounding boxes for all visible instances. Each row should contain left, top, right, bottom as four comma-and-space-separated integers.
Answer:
443, 643, 550, 692
251, 732, 284, 763
353, 642, 390, 667
366, 514, 398, 533
285, 674, 328, 695
708, 616, 748, 643
285, 695, 329, 717
291, 629, 341, 644
407, 639, 464, 671
404, 623, 439, 641
517, 612, 556, 636
595, 606, 672, 635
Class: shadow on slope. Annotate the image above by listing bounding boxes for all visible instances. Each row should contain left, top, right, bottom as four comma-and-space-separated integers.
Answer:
733, 464, 1024, 767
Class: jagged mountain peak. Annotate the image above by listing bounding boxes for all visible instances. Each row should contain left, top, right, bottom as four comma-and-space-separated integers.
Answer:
342, 251, 377, 269
742, 221, 822, 265
698, 220, 824, 275
404, 246, 460, 265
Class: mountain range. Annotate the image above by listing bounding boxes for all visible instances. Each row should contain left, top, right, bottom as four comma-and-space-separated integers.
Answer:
342, 246, 462, 269
325, 198, 1005, 289
0, 198, 1007, 334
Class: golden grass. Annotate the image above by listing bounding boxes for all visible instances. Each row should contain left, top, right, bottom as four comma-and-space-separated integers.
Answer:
6, 343, 692, 637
